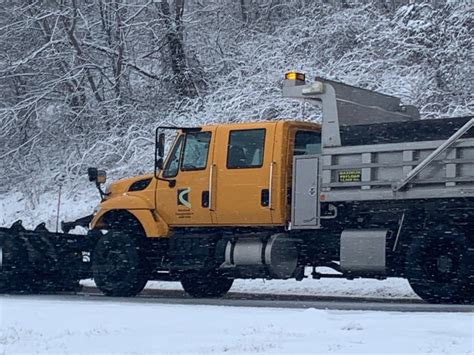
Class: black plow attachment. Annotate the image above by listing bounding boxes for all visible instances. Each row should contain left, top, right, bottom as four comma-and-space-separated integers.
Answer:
0, 217, 94, 294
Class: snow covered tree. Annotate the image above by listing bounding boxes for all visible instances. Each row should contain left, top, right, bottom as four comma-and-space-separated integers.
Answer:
0, 0, 472, 197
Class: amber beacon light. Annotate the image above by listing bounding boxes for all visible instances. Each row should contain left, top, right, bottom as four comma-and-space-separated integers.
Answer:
284, 71, 306, 82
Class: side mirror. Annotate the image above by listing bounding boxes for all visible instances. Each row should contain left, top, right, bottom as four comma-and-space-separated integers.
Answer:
155, 130, 166, 178
96, 170, 107, 184
158, 133, 165, 158
88, 167, 98, 182
157, 158, 164, 171
87, 167, 106, 184
88, 167, 108, 199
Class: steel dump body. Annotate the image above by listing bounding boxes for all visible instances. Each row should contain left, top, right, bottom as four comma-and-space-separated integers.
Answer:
291, 116, 474, 230
285, 76, 474, 232
320, 136, 474, 202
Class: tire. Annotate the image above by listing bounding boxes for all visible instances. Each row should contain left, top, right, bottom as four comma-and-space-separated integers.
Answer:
0, 231, 29, 293
406, 225, 472, 304
92, 231, 149, 297
181, 271, 233, 298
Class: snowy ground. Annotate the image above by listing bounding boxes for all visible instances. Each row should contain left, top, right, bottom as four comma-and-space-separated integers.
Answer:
1, 297, 472, 354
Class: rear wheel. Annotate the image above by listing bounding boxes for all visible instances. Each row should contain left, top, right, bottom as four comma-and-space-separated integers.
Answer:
181, 271, 233, 298
92, 231, 149, 297
406, 225, 472, 304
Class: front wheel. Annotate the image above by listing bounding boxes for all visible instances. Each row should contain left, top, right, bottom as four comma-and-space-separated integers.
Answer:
406, 226, 472, 304
181, 271, 233, 298
92, 231, 149, 297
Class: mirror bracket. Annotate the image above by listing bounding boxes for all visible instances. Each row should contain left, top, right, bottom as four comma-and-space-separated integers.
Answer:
88, 167, 110, 200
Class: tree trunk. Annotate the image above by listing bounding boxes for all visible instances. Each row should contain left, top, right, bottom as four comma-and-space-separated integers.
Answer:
160, 0, 198, 97
241, 0, 249, 22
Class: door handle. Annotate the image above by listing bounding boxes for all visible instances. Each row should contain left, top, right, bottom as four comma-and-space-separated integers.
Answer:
202, 191, 209, 208
261, 189, 269, 207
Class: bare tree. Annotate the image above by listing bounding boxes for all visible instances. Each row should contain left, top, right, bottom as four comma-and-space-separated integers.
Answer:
157, 0, 205, 97
0, 0, 471, 198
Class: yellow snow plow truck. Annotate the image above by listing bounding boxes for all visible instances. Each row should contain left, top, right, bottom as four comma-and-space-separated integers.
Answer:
1, 73, 473, 303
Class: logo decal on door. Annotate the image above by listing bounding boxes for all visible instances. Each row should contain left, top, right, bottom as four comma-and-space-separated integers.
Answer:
177, 188, 192, 208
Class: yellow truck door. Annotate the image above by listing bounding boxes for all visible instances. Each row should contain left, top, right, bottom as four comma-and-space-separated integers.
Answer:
212, 125, 276, 225
156, 129, 215, 226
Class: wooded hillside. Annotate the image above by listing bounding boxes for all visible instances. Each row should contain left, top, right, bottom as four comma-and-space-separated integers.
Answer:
0, 0, 472, 196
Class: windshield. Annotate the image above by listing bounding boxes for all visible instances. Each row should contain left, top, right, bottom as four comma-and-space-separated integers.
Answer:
181, 132, 211, 171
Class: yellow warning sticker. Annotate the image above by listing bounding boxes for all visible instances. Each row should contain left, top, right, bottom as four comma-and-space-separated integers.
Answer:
338, 170, 362, 183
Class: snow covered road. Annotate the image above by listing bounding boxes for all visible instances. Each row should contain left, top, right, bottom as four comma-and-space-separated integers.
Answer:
73, 287, 472, 313
1, 296, 472, 354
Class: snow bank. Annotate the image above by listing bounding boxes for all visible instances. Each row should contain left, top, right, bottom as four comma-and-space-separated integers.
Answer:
148, 276, 419, 299
0, 187, 96, 231
1, 297, 471, 354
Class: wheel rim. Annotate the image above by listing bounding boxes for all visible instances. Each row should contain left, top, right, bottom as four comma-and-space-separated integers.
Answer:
108, 252, 127, 281
98, 247, 132, 282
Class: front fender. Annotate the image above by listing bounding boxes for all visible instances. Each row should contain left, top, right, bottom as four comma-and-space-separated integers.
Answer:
91, 195, 169, 238
99, 194, 154, 210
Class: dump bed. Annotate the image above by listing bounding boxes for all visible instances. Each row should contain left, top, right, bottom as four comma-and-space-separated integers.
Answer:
285, 75, 474, 229
320, 127, 474, 202
291, 118, 474, 229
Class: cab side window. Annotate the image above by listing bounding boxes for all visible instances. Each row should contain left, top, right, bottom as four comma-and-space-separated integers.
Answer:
163, 135, 184, 178
181, 132, 211, 171
227, 129, 265, 169
294, 131, 321, 156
